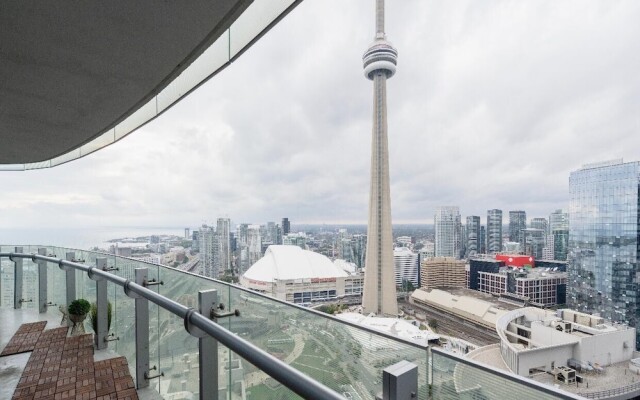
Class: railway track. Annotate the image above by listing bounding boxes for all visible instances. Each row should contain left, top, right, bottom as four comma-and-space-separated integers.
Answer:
399, 300, 499, 347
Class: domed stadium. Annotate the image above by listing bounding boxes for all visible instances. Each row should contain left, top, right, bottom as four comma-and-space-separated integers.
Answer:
240, 245, 363, 305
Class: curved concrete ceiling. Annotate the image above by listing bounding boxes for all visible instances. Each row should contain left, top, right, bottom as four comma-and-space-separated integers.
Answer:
0, 0, 272, 165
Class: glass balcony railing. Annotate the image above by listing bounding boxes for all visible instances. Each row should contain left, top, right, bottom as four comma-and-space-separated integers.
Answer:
0, 245, 583, 400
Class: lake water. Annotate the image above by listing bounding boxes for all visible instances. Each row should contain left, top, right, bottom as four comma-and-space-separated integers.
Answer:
0, 227, 187, 251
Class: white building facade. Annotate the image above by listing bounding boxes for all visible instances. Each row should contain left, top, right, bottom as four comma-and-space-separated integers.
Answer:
393, 247, 419, 288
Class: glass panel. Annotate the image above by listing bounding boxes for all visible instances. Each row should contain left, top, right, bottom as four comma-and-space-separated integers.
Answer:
0, 164, 25, 171
152, 264, 430, 400
110, 256, 139, 384
79, 129, 115, 157
21, 255, 38, 310
155, 267, 231, 397
0, 245, 15, 307
114, 98, 157, 141
24, 160, 51, 170
50, 148, 81, 167
229, 0, 296, 58
46, 246, 68, 320
227, 284, 430, 399
430, 349, 575, 400
156, 30, 231, 113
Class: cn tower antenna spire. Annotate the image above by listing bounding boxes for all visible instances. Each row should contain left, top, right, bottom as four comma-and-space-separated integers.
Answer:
376, 0, 385, 35
361, 0, 398, 316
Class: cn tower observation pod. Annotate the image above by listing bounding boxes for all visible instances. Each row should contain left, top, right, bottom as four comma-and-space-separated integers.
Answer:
0, 0, 302, 170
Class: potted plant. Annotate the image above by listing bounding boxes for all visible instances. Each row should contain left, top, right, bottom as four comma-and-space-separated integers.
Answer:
90, 301, 112, 333
68, 299, 91, 324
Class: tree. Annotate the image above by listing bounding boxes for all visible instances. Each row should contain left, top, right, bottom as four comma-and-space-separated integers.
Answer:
429, 319, 438, 331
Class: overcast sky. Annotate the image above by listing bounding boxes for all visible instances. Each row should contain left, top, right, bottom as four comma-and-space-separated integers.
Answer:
1, 0, 639, 229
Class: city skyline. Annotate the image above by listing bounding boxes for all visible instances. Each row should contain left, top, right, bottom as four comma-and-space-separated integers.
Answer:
1, 1, 639, 229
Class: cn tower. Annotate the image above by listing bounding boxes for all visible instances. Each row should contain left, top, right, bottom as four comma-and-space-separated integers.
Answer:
361, 0, 398, 316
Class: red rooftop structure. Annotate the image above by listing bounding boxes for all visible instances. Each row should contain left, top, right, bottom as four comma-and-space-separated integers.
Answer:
496, 254, 535, 268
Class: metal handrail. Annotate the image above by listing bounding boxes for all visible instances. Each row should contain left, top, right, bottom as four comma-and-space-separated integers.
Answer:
0, 251, 345, 400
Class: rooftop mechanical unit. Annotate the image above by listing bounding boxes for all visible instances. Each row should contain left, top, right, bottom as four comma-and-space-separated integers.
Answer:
553, 366, 576, 385
554, 321, 573, 333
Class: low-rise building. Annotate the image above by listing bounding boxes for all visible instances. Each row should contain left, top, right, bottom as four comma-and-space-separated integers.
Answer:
485, 307, 639, 398
478, 267, 567, 307
420, 257, 466, 291
410, 288, 511, 330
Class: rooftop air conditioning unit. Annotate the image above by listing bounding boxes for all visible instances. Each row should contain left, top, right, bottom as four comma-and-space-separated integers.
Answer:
554, 321, 573, 333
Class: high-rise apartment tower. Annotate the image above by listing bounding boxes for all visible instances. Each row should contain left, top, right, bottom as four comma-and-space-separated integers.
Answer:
466, 216, 481, 257
568, 160, 640, 348
361, 0, 398, 316
509, 211, 526, 243
216, 218, 231, 272
487, 209, 503, 253
434, 206, 461, 258
281, 218, 290, 236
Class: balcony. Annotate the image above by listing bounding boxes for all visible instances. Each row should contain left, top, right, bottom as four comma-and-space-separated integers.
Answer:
0, 245, 585, 399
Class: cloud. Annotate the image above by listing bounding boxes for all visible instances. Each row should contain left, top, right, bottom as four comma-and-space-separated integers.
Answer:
1, 0, 639, 229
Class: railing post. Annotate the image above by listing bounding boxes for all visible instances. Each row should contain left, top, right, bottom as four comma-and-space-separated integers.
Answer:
135, 267, 150, 389
380, 360, 418, 400
37, 248, 47, 313
65, 252, 76, 321
14, 246, 23, 309
94, 258, 108, 350
198, 289, 218, 400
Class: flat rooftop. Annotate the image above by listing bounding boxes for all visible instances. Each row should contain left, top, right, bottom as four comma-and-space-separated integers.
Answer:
441, 288, 523, 312
468, 345, 640, 399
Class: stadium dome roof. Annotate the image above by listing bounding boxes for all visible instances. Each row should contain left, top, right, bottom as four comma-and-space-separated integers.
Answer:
243, 245, 348, 283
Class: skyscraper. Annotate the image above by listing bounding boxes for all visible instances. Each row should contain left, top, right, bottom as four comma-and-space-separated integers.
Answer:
549, 209, 569, 260
199, 225, 219, 278
434, 206, 461, 258
568, 159, 640, 347
530, 217, 548, 234
466, 216, 481, 257
530, 217, 549, 258
247, 224, 262, 267
216, 218, 231, 273
553, 229, 569, 261
266, 221, 278, 244
351, 234, 367, 269
361, 0, 398, 316
281, 218, 290, 236
508, 211, 526, 243
549, 209, 569, 232
522, 228, 545, 259
487, 209, 503, 253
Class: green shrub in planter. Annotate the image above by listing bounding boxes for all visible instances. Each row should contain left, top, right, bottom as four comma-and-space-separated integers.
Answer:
90, 301, 112, 333
68, 299, 91, 316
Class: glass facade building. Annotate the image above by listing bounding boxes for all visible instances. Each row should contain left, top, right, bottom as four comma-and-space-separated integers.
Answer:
568, 160, 640, 347
434, 206, 461, 258
487, 209, 503, 254
466, 215, 481, 257
509, 211, 527, 243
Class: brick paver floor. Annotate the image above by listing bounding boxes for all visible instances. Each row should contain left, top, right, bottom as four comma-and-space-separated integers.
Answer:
2, 323, 138, 400
0, 321, 47, 356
